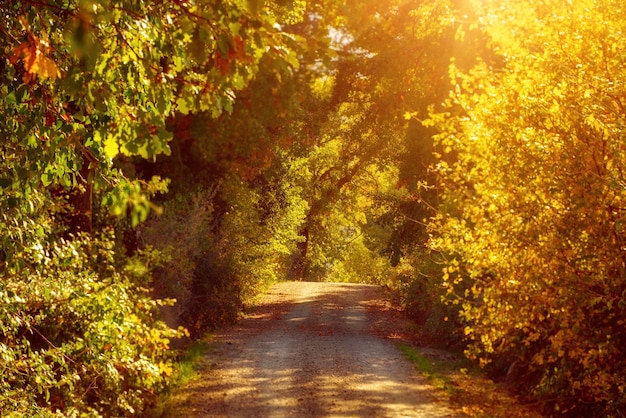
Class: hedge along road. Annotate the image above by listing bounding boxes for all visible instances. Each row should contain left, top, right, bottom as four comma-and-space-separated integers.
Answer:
171, 281, 463, 417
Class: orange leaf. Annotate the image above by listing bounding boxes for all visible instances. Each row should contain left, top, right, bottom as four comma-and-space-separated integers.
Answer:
11, 38, 61, 81
29, 51, 61, 80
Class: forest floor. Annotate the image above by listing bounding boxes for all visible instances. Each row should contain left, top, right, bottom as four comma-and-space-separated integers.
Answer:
158, 281, 545, 417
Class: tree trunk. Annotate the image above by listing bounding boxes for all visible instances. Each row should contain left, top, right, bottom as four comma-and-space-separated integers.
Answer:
288, 225, 309, 280
287, 159, 366, 280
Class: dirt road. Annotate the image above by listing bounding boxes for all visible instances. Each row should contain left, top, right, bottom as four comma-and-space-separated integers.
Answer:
176, 281, 463, 417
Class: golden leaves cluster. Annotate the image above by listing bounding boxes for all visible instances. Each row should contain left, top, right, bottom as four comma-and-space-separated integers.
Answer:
10, 34, 61, 82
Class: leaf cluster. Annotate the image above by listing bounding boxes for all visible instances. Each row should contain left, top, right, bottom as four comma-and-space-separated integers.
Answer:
0, 219, 182, 416
431, 0, 626, 414
0, 0, 308, 415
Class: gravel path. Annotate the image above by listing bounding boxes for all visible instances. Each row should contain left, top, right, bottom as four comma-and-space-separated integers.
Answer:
177, 281, 463, 417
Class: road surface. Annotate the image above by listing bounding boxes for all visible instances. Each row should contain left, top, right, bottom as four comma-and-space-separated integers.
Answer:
175, 281, 463, 417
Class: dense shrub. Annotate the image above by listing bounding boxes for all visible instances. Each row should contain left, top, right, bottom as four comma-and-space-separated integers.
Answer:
431, 1, 626, 414
390, 249, 464, 349
326, 235, 393, 285
0, 213, 181, 417
139, 191, 215, 335
139, 173, 306, 339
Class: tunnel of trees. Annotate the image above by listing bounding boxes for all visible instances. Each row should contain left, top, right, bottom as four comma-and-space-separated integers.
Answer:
1, 0, 625, 416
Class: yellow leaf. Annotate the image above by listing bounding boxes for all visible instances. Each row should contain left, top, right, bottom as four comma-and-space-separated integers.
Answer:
158, 362, 173, 376
29, 53, 61, 80
454, 24, 465, 42
104, 135, 119, 160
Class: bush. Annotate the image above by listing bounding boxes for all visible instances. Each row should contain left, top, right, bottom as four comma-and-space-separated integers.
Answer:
140, 190, 215, 337
391, 249, 464, 350
326, 235, 392, 284
430, 1, 626, 414
0, 219, 181, 417
140, 174, 304, 339
180, 253, 242, 338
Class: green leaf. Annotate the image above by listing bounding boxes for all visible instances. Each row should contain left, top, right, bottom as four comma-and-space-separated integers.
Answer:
218, 34, 231, 57
5, 91, 16, 105
93, 129, 103, 144
176, 96, 192, 114
41, 173, 52, 187
232, 74, 246, 90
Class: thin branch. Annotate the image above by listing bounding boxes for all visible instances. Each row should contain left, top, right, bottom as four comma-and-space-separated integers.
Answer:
112, 23, 144, 67
171, 0, 219, 35
23, 0, 73, 16
398, 212, 429, 227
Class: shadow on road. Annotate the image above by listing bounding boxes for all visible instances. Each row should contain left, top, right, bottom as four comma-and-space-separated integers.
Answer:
169, 281, 461, 417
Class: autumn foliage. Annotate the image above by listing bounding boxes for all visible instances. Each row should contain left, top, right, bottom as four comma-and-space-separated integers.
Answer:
2, 0, 626, 416
0, 0, 305, 416
430, 0, 626, 415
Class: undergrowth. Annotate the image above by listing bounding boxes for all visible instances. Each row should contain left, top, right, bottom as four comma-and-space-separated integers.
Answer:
398, 343, 463, 396
398, 343, 544, 418
147, 337, 213, 417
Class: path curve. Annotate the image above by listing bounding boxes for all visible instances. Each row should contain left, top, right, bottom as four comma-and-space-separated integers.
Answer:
179, 281, 463, 417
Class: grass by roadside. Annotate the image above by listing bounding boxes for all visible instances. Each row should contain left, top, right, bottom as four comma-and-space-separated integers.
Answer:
398, 343, 466, 396
148, 337, 213, 417
399, 343, 545, 418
